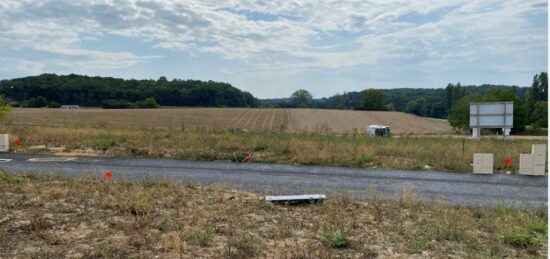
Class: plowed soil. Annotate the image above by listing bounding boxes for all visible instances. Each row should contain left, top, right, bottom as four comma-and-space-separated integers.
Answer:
9, 108, 452, 134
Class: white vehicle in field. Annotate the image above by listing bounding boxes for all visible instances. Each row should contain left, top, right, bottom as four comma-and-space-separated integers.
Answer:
365, 125, 391, 137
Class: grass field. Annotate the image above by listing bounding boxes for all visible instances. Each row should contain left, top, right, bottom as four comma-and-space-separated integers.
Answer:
8, 108, 453, 134
0, 172, 546, 258
4, 125, 546, 173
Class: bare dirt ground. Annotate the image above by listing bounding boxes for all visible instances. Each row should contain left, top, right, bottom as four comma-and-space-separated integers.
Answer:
8, 108, 453, 134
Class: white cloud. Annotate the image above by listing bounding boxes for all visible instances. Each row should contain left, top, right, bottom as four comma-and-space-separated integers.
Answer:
0, 0, 546, 82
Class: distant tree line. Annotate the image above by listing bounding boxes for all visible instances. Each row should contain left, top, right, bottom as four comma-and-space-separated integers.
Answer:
263, 84, 529, 119
0, 74, 258, 108
263, 72, 546, 132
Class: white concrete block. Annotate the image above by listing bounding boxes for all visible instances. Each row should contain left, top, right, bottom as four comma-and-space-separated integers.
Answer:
518, 154, 533, 175
473, 153, 493, 174
0, 134, 8, 152
532, 165, 546, 176
532, 144, 546, 156
531, 144, 547, 175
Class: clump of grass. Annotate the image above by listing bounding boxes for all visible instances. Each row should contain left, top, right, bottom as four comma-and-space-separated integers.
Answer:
504, 232, 541, 248
321, 227, 351, 248
358, 155, 377, 166
226, 231, 263, 258
182, 226, 214, 247
175, 152, 187, 160
409, 238, 432, 253
529, 222, 547, 234
253, 142, 269, 151
93, 134, 125, 151
397, 186, 421, 207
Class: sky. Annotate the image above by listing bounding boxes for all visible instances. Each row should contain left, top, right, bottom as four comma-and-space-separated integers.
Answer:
0, 0, 547, 98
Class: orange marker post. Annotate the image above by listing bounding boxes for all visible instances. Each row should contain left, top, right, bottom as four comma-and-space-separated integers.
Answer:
14, 138, 22, 147
504, 157, 512, 174
104, 171, 113, 181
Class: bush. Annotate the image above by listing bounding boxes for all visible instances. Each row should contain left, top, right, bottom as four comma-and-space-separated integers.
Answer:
136, 97, 160, 108
100, 99, 136, 109
22, 96, 49, 108
47, 101, 61, 108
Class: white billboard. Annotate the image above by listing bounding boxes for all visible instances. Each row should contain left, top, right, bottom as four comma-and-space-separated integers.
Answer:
469, 102, 513, 128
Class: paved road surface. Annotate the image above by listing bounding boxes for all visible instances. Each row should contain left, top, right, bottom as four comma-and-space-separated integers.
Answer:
0, 153, 546, 208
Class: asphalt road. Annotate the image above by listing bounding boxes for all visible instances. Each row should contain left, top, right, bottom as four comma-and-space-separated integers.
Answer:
0, 153, 546, 209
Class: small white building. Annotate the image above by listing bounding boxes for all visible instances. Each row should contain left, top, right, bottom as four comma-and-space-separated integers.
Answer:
365, 125, 391, 137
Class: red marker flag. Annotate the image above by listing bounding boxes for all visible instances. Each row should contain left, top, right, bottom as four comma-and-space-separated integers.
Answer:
14, 138, 22, 147
504, 157, 511, 167
104, 171, 113, 181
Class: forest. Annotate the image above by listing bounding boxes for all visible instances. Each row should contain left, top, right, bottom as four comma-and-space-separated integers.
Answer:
0, 74, 258, 108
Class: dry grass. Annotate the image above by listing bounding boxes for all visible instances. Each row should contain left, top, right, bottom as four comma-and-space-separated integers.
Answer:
0, 171, 546, 258
4, 125, 545, 173
8, 108, 453, 134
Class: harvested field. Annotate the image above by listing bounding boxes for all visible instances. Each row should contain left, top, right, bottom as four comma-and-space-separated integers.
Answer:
8, 108, 452, 134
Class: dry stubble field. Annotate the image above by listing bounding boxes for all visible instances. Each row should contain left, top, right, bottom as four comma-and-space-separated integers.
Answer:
8, 108, 453, 135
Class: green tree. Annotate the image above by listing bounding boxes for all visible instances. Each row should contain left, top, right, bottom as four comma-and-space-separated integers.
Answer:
362, 89, 385, 111
444, 83, 465, 112
430, 101, 446, 118
531, 101, 548, 128
136, 97, 160, 108
157, 76, 168, 85
525, 72, 548, 123
290, 89, 313, 108
24, 96, 49, 107
405, 98, 427, 116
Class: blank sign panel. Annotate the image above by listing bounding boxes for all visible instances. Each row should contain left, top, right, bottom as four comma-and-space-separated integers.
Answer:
470, 102, 513, 128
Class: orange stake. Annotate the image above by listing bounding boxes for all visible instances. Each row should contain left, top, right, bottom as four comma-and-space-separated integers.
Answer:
104, 171, 113, 181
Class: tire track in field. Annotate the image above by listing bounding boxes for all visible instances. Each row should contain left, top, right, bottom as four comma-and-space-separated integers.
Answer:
248, 109, 262, 130
268, 109, 277, 130
262, 109, 274, 130
251, 109, 267, 130
243, 109, 261, 130
283, 109, 291, 131
232, 109, 247, 128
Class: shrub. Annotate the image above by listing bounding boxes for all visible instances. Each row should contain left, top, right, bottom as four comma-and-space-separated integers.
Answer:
136, 97, 160, 108
101, 99, 136, 109
47, 101, 61, 108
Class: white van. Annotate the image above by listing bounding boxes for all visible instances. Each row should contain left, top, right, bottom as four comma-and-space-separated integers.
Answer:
365, 125, 391, 137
